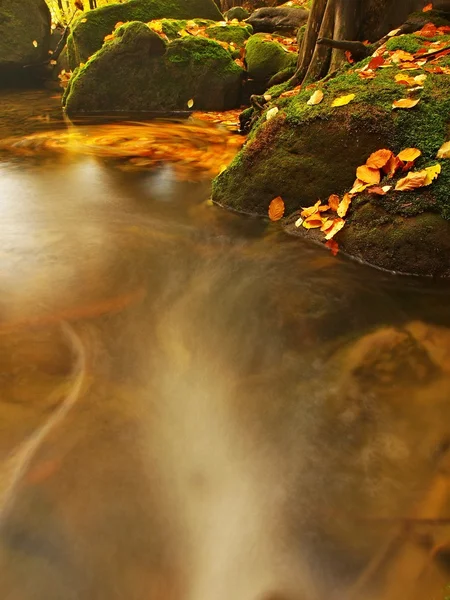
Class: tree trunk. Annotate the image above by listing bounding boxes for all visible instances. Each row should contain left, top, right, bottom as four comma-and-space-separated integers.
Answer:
292, 0, 429, 85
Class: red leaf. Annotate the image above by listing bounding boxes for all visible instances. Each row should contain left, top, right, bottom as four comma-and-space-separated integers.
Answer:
368, 56, 385, 70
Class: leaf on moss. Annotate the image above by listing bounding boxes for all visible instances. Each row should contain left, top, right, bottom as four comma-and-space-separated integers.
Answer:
366, 149, 393, 169
332, 94, 355, 107
395, 170, 428, 191
392, 98, 420, 109
268, 196, 285, 221
383, 155, 404, 177
356, 165, 381, 185
307, 90, 324, 106
266, 107, 279, 121
424, 163, 441, 185
437, 141, 450, 159
397, 147, 422, 162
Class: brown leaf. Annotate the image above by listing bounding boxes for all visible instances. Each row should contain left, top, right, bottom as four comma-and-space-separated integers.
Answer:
383, 155, 404, 177
325, 239, 339, 256
268, 196, 285, 221
394, 170, 428, 191
356, 165, 381, 185
328, 194, 340, 212
366, 149, 393, 169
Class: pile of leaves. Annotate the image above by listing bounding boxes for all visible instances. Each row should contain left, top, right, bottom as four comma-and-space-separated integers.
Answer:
1, 122, 245, 181
268, 140, 449, 255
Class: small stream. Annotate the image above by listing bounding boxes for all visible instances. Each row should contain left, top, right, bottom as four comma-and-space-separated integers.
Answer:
1, 89, 450, 600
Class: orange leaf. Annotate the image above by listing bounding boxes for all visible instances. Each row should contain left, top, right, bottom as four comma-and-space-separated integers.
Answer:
368, 56, 385, 70
300, 200, 321, 219
394, 170, 428, 191
366, 149, 393, 169
392, 98, 420, 109
349, 179, 369, 194
356, 165, 381, 185
397, 147, 422, 162
383, 155, 404, 177
303, 215, 324, 229
307, 90, 324, 105
268, 196, 285, 221
368, 186, 390, 195
328, 194, 340, 211
324, 218, 345, 240
423, 3, 433, 10
345, 50, 354, 64
337, 193, 352, 218
325, 239, 339, 256
320, 218, 335, 231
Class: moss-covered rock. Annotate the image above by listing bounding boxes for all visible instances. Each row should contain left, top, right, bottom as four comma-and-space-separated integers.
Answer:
63, 21, 244, 115
224, 6, 250, 21
0, 0, 51, 85
212, 30, 450, 276
67, 0, 223, 69
245, 33, 297, 82
205, 23, 253, 47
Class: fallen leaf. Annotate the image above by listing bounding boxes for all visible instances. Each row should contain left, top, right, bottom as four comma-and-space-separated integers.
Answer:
437, 141, 450, 158
301, 200, 321, 219
418, 22, 438, 37
266, 107, 279, 121
414, 73, 427, 85
423, 3, 433, 10
307, 90, 324, 105
187, 99, 194, 108
424, 163, 441, 185
295, 216, 303, 227
366, 149, 393, 169
369, 186, 388, 195
268, 196, 285, 221
397, 147, 422, 162
320, 218, 335, 231
32, 40, 38, 47
345, 50, 354, 64
349, 179, 369, 194
81, 18, 87, 23
383, 155, 404, 177
395, 170, 428, 191
391, 50, 415, 63
388, 27, 402, 37
324, 218, 345, 240
395, 73, 416, 86
325, 239, 339, 256
332, 93, 355, 107
392, 98, 420, 109
302, 216, 324, 229
356, 165, 381, 185
368, 56, 385, 70
328, 194, 340, 211
337, 193, 352, 217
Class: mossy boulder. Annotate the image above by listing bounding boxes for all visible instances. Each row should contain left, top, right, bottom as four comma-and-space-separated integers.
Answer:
63, 21, 244, 115
0, 0, 51, 85
205, 23, 253, 47
67, 0, 223, 69
245, 33, 297, 83
224, 7, 250, 21
212, 31, 450, 276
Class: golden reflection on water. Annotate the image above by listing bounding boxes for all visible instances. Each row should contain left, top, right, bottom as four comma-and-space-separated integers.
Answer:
0, 90, 450, 600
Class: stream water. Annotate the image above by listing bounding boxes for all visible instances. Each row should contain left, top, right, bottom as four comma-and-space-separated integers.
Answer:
1, 89, 450, 600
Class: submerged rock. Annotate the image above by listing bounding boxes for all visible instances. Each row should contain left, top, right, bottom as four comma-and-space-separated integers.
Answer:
245, 33, 297, 83
212, 27, 450, 277
0, 0, 51, 85
63, 22, 244, 115
67, 0, 223, 69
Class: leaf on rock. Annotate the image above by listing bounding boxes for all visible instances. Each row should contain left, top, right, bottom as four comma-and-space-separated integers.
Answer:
268, 196, 285, 221
397, 147, 422, 162
423, 3, 433, 10
328, 194, 340, 211
324, 218, 345, 240
392, 98, 420, 109
187, 99, 194, 108
395, 170, 428, 191
332, 94, 355, 107
295, 216, 303, 228
307, 90, 324, 106
337, 193, 352, 217
301, 200, 321, 218
356, 165, 381, 185
383, 155, 404, 177
366, 149, 393, 169
369, 185, 392, 195
437, 141, 450, 158
303, 216, 324, 229
424, 163, 441, 185
320, 218, 335, 232
349, 179, 369, 194
325, 239, 339, 256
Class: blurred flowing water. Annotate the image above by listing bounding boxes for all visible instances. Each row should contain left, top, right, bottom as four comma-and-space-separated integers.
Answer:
1, 90, 450, 600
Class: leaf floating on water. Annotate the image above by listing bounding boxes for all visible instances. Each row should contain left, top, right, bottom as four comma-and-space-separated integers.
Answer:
307, 90, 324, 106
268, 196, 285, 221
397, 147, 422, 162
266, 107, 279, 121
437, 141, 450, 158
395, 170, 428, 191
366, 149, 393, 169
332, 94, 355, 107
356, 165, 381, 185
392, 98, 420, 109
187, 99, 194, 109
424, 163, 441, 185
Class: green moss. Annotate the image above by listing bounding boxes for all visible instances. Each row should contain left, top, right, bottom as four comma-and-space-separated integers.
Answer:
224, 6, 249, 21
67, 0, 223, 68
245, 33, 297, 82
64, 21, 243, 114
205, 23, 252, 47
385, 34, 422, 54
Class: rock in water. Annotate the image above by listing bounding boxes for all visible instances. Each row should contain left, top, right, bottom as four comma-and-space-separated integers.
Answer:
63, 22, 244, 115
67, 0, 224, 69
0, 0, 51, 86
245, 7, 309, 34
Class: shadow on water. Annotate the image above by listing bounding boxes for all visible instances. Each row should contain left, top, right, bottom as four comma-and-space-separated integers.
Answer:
1, 89, 450, 600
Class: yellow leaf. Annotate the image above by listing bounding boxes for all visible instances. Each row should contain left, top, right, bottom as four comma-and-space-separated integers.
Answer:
414, 74, 427, 85
307, 90, 324, 106
356, 165, 381, 185
266, 107, 279, 121
332, 94, 355, 107
268, 196, 285, 221
395, 73, 416, 86
387, 27, 402, 37
187, 99, 194, 108
300, 200, 321, 219
424, 163, 441, 186
302, 216, 324, 229
437, 141, 450, 159
366, 149, 393, 169
337, 193, 352, 218
32, 40, 38, 47
397, 147, 422, 162
392, 98, 420, 109
324, 218, 345, 240
395, 170, 428, 191
320, 218, 335, 231
295, 216, 303, 228
349, 179, 369, 194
